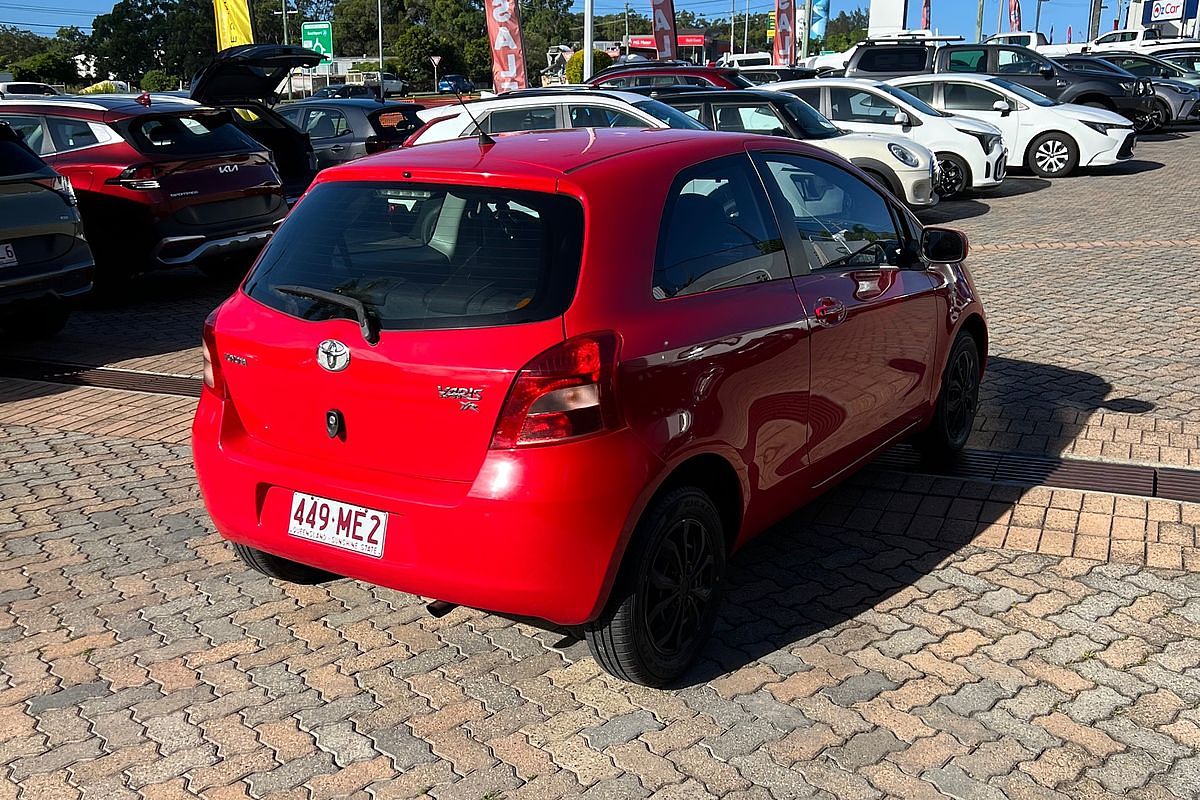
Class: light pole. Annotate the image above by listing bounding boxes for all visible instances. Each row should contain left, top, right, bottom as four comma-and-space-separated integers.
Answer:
377, 0, 384, 69
730, 0, 736, 56
996, 0, 1004, 34
744, 0, 749, 53
977, 0, 985, 40
1035, 0, 1049, 33
584, 0, 594, 79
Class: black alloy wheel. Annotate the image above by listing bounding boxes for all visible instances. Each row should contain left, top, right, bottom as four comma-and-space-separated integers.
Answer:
935, 154, 968, 199
941, 338, 981, 448
641, 516, 719, 661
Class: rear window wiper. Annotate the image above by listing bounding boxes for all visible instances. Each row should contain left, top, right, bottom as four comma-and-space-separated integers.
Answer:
274, 284, 381, 345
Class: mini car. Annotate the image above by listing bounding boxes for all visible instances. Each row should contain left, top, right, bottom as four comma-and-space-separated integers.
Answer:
194, 128, 987, 686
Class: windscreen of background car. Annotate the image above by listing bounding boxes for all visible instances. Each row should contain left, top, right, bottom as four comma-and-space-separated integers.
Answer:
988, 78, 1058, 107
878, 84, 952, 118
125, 113, 264, 156
632, 100, 708, 129
244, 182, 584, 330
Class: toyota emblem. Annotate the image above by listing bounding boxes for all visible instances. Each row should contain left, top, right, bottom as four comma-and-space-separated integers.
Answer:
317, 339, 350, 372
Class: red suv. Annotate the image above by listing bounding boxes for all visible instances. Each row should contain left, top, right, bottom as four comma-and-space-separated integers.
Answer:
194, 128, 987, 686
588, 61, 755, 90
0, 96, 287, 282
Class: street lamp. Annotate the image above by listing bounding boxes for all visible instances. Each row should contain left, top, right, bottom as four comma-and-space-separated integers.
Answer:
1035, 0, 1050, 34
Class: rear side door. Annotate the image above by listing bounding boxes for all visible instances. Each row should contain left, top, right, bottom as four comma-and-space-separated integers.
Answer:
752, 149, 939, 478
826, 86, 905, 135
993, 47, 1065, 99
299, 107, 358, 168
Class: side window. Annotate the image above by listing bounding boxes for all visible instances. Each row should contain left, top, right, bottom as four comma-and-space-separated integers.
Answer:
597, 77, 627, 88
278, 107, 303, 126
654, 155, 788, 299
756, 153, 902, 271
46, 117, 100, 151
568, 105, 644, 128
829, 88, 900, 123
0, 115, 48, 154
483, 106, 558, 133
304, 109, 349, 139
674, 104, 703, 122
789, 87, 822, 109
947, 48, 988, 73
712, 103, 786, 134
943, 83, 1005, 111
997, 48, 1043, 74
902, 82, 936, 104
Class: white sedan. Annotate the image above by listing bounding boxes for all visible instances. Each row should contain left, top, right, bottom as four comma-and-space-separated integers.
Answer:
763, 77, 1009, 199
407, 90, 706, 145
890, 74, 1136, 178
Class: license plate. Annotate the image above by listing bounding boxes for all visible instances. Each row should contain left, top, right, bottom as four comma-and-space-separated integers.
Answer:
0, 244, 15, 267
288, 492, 387, 558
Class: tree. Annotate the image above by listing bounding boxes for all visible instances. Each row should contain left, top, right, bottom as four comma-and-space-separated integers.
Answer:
10, 49, 78, 84
392, 25, 458, 91
0, 25, 47, 71
564, 49, 611, 83
141, 69, 179, 90
161, 0, 215, 82
333, 0, 405, 56
520, 0, 574, 82
90, 0, 168, 82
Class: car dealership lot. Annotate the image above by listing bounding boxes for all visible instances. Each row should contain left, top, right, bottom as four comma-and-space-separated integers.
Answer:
2, 129, 1200, 798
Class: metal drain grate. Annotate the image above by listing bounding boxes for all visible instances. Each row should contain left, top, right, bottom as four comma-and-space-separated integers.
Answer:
0, 358, 202, 398
877, 445, 1198, 503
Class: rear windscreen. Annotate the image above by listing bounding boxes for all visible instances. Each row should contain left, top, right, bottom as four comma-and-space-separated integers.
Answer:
857, 47, 930, 74
244, 181, 585, 331
371, 108, 423, 136
0, 139, 50, 177
125, 113, 261, 156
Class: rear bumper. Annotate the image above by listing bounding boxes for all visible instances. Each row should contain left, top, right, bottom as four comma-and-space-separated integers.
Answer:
0, 247, 93, 308
153, 229, 274, 266
193, 392, 660, 625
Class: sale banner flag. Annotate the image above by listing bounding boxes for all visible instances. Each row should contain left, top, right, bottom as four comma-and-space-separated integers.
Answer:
773, 0, 794, 66
486, 0, 528, 92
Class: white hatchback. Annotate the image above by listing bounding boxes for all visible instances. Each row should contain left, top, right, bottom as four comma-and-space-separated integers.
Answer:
891, 74, 1137, 178
408, 90, 705, 145
763, 77, 1008, 199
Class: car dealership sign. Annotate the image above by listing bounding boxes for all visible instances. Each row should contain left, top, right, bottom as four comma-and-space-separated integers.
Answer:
1151, 0, 1185, 21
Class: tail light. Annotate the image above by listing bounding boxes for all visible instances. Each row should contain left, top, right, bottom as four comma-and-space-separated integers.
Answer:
490, 333, 621, 449
105, 164, 161, 190
33, 174, 76, 206
201, 309, 225, 398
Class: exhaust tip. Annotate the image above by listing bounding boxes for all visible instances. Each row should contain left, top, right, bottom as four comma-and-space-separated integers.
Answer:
426, 600, 457, 618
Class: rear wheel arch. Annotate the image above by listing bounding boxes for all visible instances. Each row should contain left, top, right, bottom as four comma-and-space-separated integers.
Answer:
1072, 93, 1116, 110
653, 453, 744, 555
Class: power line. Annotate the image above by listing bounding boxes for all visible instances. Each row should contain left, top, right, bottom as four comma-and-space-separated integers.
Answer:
0, 18, 92, 28
0, 3, 98, 13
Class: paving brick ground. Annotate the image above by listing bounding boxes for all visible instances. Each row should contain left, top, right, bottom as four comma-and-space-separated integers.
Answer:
3, 129, 1200, 799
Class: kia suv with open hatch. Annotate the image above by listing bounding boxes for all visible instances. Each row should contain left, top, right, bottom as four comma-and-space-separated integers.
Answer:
194, 128, 987, 686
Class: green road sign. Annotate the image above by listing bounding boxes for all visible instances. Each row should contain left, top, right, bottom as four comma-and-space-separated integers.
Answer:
301, 21, 333, 61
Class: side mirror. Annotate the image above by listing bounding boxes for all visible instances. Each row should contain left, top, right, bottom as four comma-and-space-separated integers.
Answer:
1040, 65, 1056, 79
893, 110, 911, 126
992, 99, 1013, 116
922, 227, 969, 264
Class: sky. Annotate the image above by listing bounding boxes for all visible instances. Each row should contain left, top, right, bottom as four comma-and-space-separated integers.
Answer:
0, 0, 1131, 42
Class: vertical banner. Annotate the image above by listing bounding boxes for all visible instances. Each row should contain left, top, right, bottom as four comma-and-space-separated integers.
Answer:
772, 0, 794, 65
213, 0, 254, 51
486, 0, 528, 92
650, 0, 680, 60
921, 0, 931, 29
810, 0, 829, 38
1067, 24, 1072, 42
1009, 0, 1022, 30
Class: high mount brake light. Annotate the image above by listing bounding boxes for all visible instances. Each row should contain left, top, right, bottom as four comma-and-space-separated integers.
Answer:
490, 333, 621, 449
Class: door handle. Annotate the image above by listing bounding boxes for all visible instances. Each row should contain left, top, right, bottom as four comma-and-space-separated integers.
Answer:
813, 297, 847, 327
329, 144, 346, 152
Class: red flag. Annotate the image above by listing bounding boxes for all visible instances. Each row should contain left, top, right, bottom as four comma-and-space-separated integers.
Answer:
1067, 25, 1072, 43
921, 0, 930, 30
773, 0, 794, 66
650, 0, 680, 60
1009, 0, 1022, 30
486, 0, 528, 92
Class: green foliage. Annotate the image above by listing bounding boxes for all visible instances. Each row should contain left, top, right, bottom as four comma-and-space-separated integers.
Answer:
392, 26, 461, 92
0, 24, 46, 71
10, 48, 77, 84
565, 50, 612, 84
141, 69, 178, 91
332, 0, 405, 58
79, 80, 123, 94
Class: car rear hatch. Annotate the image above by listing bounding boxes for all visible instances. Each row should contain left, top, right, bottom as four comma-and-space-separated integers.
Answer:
367, 105, 426, 151
112, 109, 285, 227
215, 178, 587, 484
0, 130, 80, 274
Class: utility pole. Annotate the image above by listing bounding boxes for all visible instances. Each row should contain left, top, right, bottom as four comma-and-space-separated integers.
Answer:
801, 1, 811, 60
744, 0, 749, 53
996, 0, 1004, 34
624, 2, 629, 55
730, 0, 736, 56
1035, 0, 1048, 33
584, 0, 594, 78
976, 0, 985, 40
377, 0, 384, 68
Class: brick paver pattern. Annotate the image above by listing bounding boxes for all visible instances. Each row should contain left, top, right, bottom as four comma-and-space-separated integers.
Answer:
3, 129, 1200, 799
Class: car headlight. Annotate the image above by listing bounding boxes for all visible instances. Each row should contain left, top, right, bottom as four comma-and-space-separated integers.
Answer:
888, 143, 920, 167
964, 130, 1002, 154
1082, 121, 1113, 134
1119, 81, 1136, 93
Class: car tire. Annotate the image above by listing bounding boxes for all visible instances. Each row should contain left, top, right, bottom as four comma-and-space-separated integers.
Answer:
1135, 99, 1171, 133
914, 331, 982, 465
584, 487, 727, 687
3, 299, 69, 339
934, 153, 970, 199
230, 542, 335, 584
1026, 132, 1079, 178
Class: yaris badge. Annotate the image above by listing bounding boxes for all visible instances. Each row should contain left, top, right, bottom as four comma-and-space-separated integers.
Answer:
317, 340, 350, 372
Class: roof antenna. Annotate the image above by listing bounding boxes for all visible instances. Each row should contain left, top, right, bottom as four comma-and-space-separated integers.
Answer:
436, 58, 494, 147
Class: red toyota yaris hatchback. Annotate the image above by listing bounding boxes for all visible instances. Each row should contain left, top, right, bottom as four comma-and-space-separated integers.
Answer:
194, 128, 986, 686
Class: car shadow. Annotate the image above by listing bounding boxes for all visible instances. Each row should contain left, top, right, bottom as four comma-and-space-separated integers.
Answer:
673, 355, 1157, 684
1093, 158, 1165, 176
917, 177, 1052, 224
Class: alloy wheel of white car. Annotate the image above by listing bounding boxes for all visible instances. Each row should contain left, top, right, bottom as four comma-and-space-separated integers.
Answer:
1028, 133, 1079, 177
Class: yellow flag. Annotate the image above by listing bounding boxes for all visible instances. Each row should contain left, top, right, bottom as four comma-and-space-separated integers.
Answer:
213, 0, 254, 51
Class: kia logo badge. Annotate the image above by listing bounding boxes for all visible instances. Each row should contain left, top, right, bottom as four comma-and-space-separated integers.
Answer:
218, 164, 239, 174
317, 339, 350, 372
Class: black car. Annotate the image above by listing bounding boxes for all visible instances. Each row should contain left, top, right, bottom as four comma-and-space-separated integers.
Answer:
278, 99, 426, 169
736, 66, 819, 84
843, 42, 1153, 122
0, 121, 93, 337
310, 84, 380, 100
190, 44, 323, 202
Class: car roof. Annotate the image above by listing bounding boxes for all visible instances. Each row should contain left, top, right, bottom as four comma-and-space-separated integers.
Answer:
773, 76, 884, 88
322, 128, 820, 187
0, 96, 206, 116
290, 98, 420, 109
445, 90, 650, 109
647, 88, 798, 103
